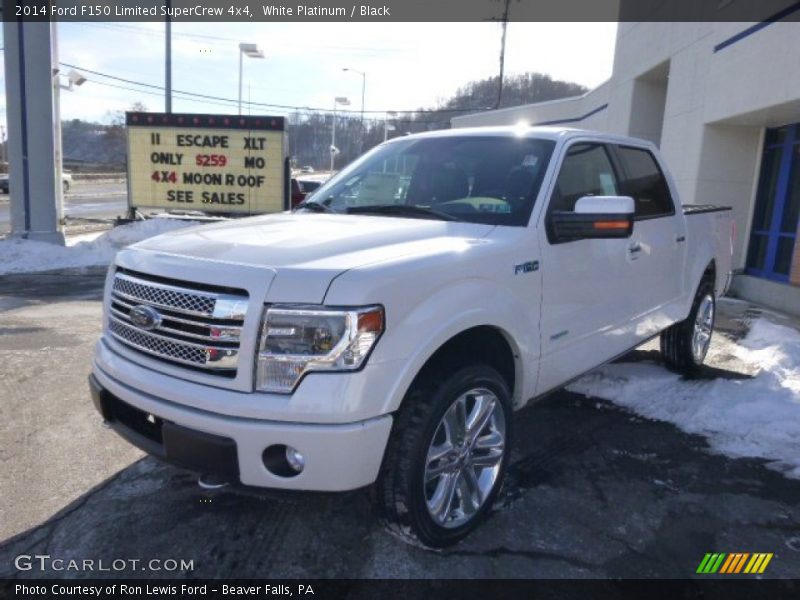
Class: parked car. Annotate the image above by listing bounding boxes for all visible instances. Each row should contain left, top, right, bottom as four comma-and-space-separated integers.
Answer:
297, 179, 322, 195
0, 171, 72, 194
290, 178, 306, 208
300, 166, 315, 174
290, 179, 325, 208
89, 127, 733, 547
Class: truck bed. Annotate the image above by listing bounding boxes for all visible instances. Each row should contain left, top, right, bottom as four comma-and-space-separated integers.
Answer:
682, 204, 734, 297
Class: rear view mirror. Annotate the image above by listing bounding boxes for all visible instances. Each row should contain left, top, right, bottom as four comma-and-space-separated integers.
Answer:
550, 195, 635, 243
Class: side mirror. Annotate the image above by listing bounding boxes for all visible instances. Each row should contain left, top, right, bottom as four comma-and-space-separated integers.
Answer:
550, 195, 635, 243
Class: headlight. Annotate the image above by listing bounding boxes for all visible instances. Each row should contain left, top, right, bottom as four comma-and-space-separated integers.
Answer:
256, 305, 384, 393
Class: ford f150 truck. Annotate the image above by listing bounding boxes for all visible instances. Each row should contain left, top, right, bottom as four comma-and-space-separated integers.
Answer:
90, 126, 733, 546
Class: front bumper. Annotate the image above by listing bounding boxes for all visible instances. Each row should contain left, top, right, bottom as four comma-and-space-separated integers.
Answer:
89, 368, 393, 492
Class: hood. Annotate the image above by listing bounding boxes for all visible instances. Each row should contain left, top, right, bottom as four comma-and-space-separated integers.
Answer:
132, 213, 494, 272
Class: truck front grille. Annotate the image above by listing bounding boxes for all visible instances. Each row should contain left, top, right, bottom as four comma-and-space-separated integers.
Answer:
113, 275, 216, 315
107, 269, 249, 376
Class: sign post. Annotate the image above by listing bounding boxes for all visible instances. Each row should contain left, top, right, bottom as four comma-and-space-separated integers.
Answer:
126, 112, 288, 216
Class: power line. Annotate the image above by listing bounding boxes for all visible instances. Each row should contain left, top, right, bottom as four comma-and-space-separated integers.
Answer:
59, 61, 491, 116
79, 79, 445, 124
87, 80, 445, 124
87, 80, 254, 111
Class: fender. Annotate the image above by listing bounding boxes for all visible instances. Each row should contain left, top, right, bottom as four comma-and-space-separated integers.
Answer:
326, 274, 538, 416
682, 238, 716, 318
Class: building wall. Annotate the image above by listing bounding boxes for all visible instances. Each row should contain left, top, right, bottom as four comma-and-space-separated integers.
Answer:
452, 18, 800, 314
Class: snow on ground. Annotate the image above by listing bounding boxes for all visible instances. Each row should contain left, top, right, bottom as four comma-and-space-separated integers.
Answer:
0, 218, 200, 275
568, 318, 800, 478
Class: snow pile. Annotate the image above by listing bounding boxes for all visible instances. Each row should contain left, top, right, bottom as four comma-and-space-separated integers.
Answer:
568, 318, 800, 478
0, 218, 200, 275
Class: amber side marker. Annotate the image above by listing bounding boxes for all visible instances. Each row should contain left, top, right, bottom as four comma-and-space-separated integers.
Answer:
593, 220, 630, 229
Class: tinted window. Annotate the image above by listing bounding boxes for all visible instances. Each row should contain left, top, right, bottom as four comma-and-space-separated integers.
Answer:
616, 146, 674, 218
298, 136, 556, 226
550, 143, 619, 212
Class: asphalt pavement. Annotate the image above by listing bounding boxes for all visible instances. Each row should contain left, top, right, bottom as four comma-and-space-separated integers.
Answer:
1, 271, 799, 579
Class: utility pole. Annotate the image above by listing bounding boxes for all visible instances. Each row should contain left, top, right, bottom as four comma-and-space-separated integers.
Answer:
165, 0, 172, 112
495, 0, 511, 110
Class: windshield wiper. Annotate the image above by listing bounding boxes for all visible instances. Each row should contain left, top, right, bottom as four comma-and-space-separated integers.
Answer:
294, 200, 336, 213
347, 204, 463, 222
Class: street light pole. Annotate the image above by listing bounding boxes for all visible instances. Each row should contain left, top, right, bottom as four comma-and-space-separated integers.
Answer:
384, 111, 397, 141
343, 68, 366, 150
330, 96, 350, 172
238, 43, 264, 115
330, 100, 336, 173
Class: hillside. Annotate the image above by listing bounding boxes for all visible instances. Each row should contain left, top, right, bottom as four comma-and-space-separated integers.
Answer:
58, 72, 588, 170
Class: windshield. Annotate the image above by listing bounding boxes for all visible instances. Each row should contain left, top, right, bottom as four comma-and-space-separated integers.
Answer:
296, 135, 556, 226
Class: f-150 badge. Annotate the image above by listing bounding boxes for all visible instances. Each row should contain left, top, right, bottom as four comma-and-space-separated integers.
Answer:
514, 260, 539, 275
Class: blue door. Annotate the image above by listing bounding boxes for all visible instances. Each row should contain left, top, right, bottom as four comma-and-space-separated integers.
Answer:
746, 124, 800, 282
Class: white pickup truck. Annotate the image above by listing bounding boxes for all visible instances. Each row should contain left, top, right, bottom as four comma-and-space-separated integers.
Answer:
90, 126, 733, 546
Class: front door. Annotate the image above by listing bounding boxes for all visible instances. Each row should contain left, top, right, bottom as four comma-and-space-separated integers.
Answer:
536, 141, 640, 396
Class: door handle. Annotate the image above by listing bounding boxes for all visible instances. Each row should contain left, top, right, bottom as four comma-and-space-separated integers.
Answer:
676, 235, 686, 243
628, 242, 642, 254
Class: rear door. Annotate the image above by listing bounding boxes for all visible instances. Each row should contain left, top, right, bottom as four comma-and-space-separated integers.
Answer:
535, 141, 640, 395
611, 144, 687, 335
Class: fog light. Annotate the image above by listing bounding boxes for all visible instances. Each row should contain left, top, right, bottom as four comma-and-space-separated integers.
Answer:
285, 446, 305, 473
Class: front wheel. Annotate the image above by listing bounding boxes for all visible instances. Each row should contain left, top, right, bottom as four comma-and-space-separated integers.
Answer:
375, 364, 513, 547
660, 279, 715, 376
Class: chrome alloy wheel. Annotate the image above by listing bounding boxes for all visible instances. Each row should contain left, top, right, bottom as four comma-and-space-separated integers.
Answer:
423, 388, 506, 529
692, 294, 714, 363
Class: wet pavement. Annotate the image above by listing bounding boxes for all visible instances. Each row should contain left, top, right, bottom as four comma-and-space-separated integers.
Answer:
1, 269, 799, 579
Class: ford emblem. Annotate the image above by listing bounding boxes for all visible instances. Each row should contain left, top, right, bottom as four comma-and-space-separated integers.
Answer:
129, 305, 162, 331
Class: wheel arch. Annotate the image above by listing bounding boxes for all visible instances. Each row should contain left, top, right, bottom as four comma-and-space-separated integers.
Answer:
700, 259, 717, 294
681, 258, 717, 320
388, 324, 524, 415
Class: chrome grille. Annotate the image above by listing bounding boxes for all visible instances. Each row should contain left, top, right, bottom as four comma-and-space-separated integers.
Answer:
112, 274, 216, 316
109, 319, 210, 366
107, 270, 248, 375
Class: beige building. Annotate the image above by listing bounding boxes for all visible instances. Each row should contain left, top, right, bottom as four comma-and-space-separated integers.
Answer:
453, 19, 800, 315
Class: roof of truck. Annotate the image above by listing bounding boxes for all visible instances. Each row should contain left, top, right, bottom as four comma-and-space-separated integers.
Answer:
388, 126, 655, 148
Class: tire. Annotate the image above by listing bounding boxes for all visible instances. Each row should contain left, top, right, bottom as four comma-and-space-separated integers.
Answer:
660, 277, 715, 376
375, 364, 513, 547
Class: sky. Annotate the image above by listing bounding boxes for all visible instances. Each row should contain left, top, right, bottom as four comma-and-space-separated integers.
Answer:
1, 22, 617, 125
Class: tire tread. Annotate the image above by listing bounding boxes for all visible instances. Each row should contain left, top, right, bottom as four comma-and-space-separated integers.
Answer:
660, 278, 714, 376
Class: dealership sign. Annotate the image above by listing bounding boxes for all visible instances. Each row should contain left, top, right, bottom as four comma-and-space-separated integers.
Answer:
126, 112, 288, 214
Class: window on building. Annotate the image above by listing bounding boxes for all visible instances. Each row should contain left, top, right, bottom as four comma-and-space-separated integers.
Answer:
615, 146, 675, 218
549, 143, 619, 213
746, 124, 800, 283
